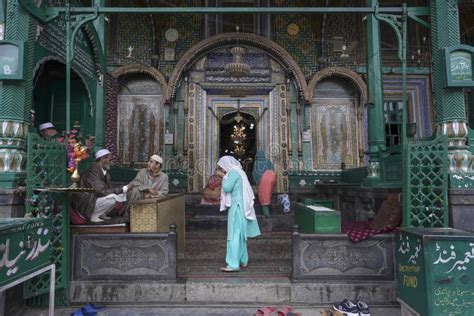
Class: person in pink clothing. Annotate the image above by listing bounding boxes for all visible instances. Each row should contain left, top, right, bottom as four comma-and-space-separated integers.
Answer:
252, 150, 277, 217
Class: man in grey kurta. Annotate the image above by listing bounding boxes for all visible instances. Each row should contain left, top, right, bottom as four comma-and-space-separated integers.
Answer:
127, 154, 169, 206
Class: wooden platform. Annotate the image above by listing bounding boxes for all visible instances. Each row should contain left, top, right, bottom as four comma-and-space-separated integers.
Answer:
71, 223, 129, 234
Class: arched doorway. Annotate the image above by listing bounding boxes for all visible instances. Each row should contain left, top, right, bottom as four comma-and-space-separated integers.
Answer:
219, 111, 257, 178
33, 59, 91, 134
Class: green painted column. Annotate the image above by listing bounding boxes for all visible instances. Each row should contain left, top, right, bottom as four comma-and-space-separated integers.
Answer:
0, 0, 34, 188
93, 0, 105, 149
430, 0, 473, 187
363, 0, 385, 187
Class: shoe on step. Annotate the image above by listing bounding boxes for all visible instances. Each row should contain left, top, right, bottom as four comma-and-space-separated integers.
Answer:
99, 215, 111, 220
357, 300, 370, 316
332, 299, 359, 316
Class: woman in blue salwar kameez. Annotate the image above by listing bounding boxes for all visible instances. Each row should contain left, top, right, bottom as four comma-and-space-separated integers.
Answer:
217, 156, 261, 272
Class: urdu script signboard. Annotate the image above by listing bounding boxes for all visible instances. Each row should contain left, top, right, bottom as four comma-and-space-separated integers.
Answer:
444, 45, 474, 88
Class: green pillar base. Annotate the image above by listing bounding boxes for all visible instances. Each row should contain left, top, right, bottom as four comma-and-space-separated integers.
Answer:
449, 173, 474, 189
362, 176, 383, 188
0, 173, 26, 189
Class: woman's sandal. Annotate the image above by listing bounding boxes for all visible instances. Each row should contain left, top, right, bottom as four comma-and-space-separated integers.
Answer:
256, 306, 277, 316
276, 306, 293, 316
219, 266, 240, 272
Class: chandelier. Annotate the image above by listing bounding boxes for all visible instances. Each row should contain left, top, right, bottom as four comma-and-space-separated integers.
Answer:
225, 46, 250, 78
231, 125, 247, 144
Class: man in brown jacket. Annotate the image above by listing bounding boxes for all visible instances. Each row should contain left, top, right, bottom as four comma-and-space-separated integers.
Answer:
71, 149, 133, 223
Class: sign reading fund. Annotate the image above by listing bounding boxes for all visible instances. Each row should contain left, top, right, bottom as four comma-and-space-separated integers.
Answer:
0, 40, 24, 80
444, 45, 474, 87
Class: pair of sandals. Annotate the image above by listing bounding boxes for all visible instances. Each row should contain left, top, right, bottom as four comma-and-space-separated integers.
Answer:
220, 263, 247, 272
256, 306, 301, 316
70, 303, 106, 316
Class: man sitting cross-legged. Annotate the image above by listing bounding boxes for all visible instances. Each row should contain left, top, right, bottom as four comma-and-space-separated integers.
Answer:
71, 149, 134, 223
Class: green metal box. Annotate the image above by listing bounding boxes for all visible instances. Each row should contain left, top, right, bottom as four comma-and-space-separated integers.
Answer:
396, 228, 474, 316
0, 218, 53, 287
297, 197, 334, 209
295, 202, 341, 234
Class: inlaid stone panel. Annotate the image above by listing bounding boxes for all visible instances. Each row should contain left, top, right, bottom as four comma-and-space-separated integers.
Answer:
293, 234, 394, 281
72, 233, 176, 281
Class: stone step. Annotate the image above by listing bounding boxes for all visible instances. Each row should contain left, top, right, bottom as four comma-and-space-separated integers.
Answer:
21, 303, 402, 316
185, 213, 294, 233
186, 203, 287, 216
179, 232, 291, 277
68, 278, 397, 306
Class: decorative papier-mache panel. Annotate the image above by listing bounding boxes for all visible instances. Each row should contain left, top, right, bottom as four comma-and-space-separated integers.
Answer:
312, 98, 358, 170
117, 77, 164, 166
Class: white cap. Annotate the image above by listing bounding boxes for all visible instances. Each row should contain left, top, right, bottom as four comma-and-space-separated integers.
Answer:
39, 122, 55, 131
150, 154, 163, 164
95, 149, 111, 160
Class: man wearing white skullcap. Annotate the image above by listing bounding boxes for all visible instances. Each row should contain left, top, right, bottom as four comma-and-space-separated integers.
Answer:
38, 122, 58, 140
71, 148, 135, 223
126, 154, 169, 211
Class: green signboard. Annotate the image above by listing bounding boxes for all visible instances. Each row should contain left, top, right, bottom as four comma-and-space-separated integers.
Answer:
0, 40, 24, 80
444, 45, 474, 87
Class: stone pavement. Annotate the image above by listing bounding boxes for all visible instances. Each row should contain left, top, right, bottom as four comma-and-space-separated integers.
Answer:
20, 304, 401, 316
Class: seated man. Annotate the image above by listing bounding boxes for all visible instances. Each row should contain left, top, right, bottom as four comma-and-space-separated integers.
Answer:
71, 149, 132, 223
127, 154, 169, 205
38, 122, 58, 140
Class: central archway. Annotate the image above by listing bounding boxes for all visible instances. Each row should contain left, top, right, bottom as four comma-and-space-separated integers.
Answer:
167, 32, 308, 101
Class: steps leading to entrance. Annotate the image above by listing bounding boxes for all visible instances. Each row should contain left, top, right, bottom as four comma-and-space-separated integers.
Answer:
178, 232, 291, 277
186, 203, 293, 233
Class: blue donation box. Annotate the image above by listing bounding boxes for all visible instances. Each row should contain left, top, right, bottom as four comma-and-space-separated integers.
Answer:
0, 40, 24, 80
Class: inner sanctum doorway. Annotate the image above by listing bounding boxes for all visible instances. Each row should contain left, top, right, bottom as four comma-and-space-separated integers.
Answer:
219, 111, 257, 179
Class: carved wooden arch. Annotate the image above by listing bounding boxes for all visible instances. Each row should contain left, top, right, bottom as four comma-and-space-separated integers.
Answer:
307, 67, 367, 101
111, 64, 168, 96
33, 56, 93, 113
167, 32, 309, 101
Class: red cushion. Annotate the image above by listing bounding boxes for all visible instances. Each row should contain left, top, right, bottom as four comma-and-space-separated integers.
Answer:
70, 205, 86, 225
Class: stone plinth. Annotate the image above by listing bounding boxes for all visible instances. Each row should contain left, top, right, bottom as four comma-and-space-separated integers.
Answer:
292, 232, 395, 281
72, 233, 177, 281
449, 188, 474, 233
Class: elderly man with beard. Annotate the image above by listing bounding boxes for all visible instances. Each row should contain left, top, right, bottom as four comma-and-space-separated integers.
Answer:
71, 149, 133, 223
126, 154, 169, 205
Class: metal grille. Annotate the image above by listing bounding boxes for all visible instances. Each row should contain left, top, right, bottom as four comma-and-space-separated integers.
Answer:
404, 135, 449, 227
24, 133, 70, 305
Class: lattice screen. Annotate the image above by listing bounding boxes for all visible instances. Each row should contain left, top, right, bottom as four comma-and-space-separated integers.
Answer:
24, 133, 69, 305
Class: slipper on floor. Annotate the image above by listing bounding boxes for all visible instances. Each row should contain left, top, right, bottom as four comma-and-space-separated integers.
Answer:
220, 266, 240, 272
256, 306, 277, 316
71, 303, 107, 316
277, 306, 293, 316
81, 303, 107, 316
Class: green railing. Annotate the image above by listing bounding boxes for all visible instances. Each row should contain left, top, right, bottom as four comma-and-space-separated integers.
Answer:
403, 135, 448, 227
24, 133, 69, 306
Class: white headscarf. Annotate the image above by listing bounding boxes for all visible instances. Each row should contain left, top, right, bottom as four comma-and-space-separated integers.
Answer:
217, 156, 256, 221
